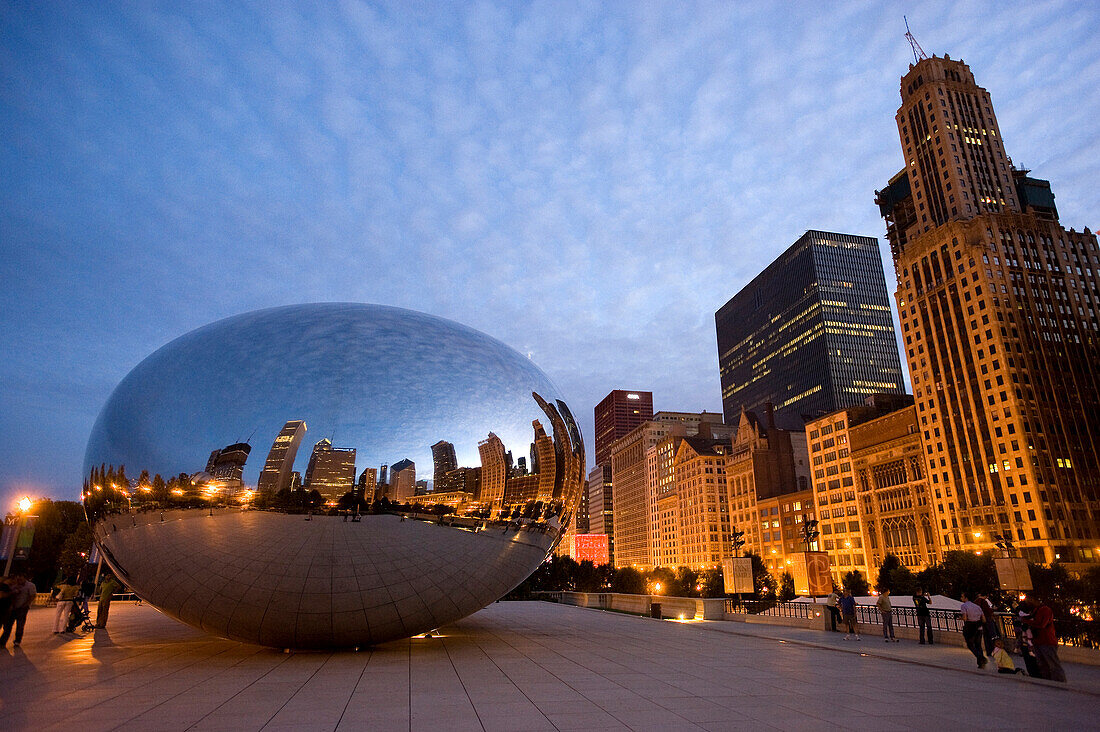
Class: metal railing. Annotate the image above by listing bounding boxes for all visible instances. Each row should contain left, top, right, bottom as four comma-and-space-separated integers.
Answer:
725, 599, 1098, 647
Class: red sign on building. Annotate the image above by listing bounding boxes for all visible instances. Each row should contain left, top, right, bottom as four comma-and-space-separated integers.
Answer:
572, 534, 610, 565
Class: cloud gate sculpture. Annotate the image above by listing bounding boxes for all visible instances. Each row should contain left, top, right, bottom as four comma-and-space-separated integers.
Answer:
83, 303, 584, 648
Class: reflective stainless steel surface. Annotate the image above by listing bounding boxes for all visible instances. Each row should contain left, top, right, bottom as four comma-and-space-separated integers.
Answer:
83, 303, 584, 648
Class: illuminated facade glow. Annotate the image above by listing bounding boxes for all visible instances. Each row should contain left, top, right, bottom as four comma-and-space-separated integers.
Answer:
876, 54, 1100, 565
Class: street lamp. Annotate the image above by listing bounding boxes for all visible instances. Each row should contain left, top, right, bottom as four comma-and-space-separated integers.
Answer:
3, 496, 34, 577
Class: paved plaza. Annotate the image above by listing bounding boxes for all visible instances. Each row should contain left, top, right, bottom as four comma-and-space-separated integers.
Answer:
1, 601, 1096, 731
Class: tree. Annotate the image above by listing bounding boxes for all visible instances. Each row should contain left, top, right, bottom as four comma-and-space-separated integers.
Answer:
875, 553, 918, 595
647, 566, 678, 595
575, 560, 603, 592
937, 550, 999, 601
674, 566, 700, 597
1028, 562, 1084, 618
15, 499, 88, 589
698, 568, 724, 598
843, 570, 870, 596
1082, 566, 1100, 614
57, 522, 94, 578
745, 552, 775, 600
611, 567, 645, 594
778, 571, 796, 601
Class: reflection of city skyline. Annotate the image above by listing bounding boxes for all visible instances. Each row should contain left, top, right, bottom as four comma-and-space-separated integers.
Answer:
89, 391, 585, 521
240, 391, 584, 509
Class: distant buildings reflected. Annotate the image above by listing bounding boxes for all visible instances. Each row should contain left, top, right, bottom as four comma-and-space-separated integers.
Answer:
256, 420, 305, 497
85, 389, 585, 537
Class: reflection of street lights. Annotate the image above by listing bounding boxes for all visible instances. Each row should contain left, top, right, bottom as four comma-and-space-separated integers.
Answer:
4, 496, 34, 577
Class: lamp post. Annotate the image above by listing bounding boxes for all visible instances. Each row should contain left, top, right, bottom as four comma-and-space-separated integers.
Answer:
3, 496, 34, 578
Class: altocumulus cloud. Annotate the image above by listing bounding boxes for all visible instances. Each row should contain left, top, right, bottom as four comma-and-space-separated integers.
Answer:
1, 0, 1097, 501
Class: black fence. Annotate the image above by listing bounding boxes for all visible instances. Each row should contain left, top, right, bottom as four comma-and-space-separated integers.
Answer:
725, 599, 1098, 647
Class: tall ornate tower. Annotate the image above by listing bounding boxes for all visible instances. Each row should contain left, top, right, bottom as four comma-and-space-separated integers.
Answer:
876, 55, 1100, 565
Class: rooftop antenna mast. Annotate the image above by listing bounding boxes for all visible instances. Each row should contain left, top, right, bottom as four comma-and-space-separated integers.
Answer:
904, 16, 928, 65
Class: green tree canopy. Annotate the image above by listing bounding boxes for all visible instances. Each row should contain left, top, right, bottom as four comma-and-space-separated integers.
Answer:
843, 570, 870, 596
875, 553, 918, 595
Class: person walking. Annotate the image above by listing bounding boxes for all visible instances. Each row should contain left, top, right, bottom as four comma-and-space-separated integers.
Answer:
839, 589, 860, 640
1023, 596, 1066, 682
0, 572, 38, 647
876, 589, 897, 642
824, 589, 840, 632
959, 592, 987, 668
976, 591, 998, 654
95, 575, 121, 629
52, 577, 80, 634
912, 587, 934, 645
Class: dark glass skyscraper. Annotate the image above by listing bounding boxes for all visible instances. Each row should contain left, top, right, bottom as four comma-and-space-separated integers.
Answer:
715, 230, 905, 424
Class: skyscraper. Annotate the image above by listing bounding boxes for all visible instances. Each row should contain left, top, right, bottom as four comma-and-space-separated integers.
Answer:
876, 54, 1100, 565
532, 420, 557, 503
357, 467, 377, 502
257, 420, 306, 497
478, 433, 507, 505
586, 463, 614, 563
389, 458, 415, 501
594, 390, 654, 467
206, 442, 251, 490
715, 230, 905, 424
431, 440, 458, 492
303, 438, 356, 501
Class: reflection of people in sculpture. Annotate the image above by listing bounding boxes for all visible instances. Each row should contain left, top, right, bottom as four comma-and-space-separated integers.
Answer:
95, 574, 121, 629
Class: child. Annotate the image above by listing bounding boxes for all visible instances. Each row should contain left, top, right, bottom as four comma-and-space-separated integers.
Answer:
991, 638, 1023, 675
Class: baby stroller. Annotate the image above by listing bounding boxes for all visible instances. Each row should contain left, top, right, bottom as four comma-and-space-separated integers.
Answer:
65, 596, 95, 633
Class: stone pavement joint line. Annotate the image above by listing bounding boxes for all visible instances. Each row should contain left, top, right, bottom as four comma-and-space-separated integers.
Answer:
0, 602, 1095, 731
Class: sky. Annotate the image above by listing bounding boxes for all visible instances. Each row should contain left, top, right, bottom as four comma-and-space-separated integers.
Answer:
2, 1, 1098, 508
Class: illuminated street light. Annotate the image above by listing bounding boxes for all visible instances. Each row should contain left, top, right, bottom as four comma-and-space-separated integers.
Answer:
4, 496, 36, 577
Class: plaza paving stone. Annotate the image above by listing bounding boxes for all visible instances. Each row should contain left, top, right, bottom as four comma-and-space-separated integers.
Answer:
0, 601, 1096, 731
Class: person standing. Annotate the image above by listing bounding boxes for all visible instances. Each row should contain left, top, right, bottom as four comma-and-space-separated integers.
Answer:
52, 577, 80, 634
876, 589, 897, 642
839, 589, 860, 641
976, 591, 998, 654
95, 575, 121, 629
959, 592, 987, 668
824, 589, 840, 632
0, 572, 38, 647
912, 587, 934, 645
1014, 601, 1041, 677
1024, 596, 1066, 682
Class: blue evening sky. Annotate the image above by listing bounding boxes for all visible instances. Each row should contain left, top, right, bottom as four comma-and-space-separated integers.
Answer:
2, 1, 1098, 506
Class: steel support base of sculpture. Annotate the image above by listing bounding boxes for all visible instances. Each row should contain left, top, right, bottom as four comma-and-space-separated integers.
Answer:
83, 303, 584, 649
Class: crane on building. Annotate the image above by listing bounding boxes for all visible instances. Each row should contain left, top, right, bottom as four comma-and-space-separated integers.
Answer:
904, 16, 929, 64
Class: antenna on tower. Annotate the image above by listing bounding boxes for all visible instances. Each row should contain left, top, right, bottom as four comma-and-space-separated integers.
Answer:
904, 16, 928, 64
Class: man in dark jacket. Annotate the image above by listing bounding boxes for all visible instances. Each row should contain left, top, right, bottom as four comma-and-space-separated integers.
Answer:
912, 588, 933, 644
0, 573, 37, 647
976, 592, 998, 654
1024, 597, 1066, 682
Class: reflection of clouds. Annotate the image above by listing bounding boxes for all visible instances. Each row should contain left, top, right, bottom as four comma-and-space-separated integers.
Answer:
84, 304, 563, 483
